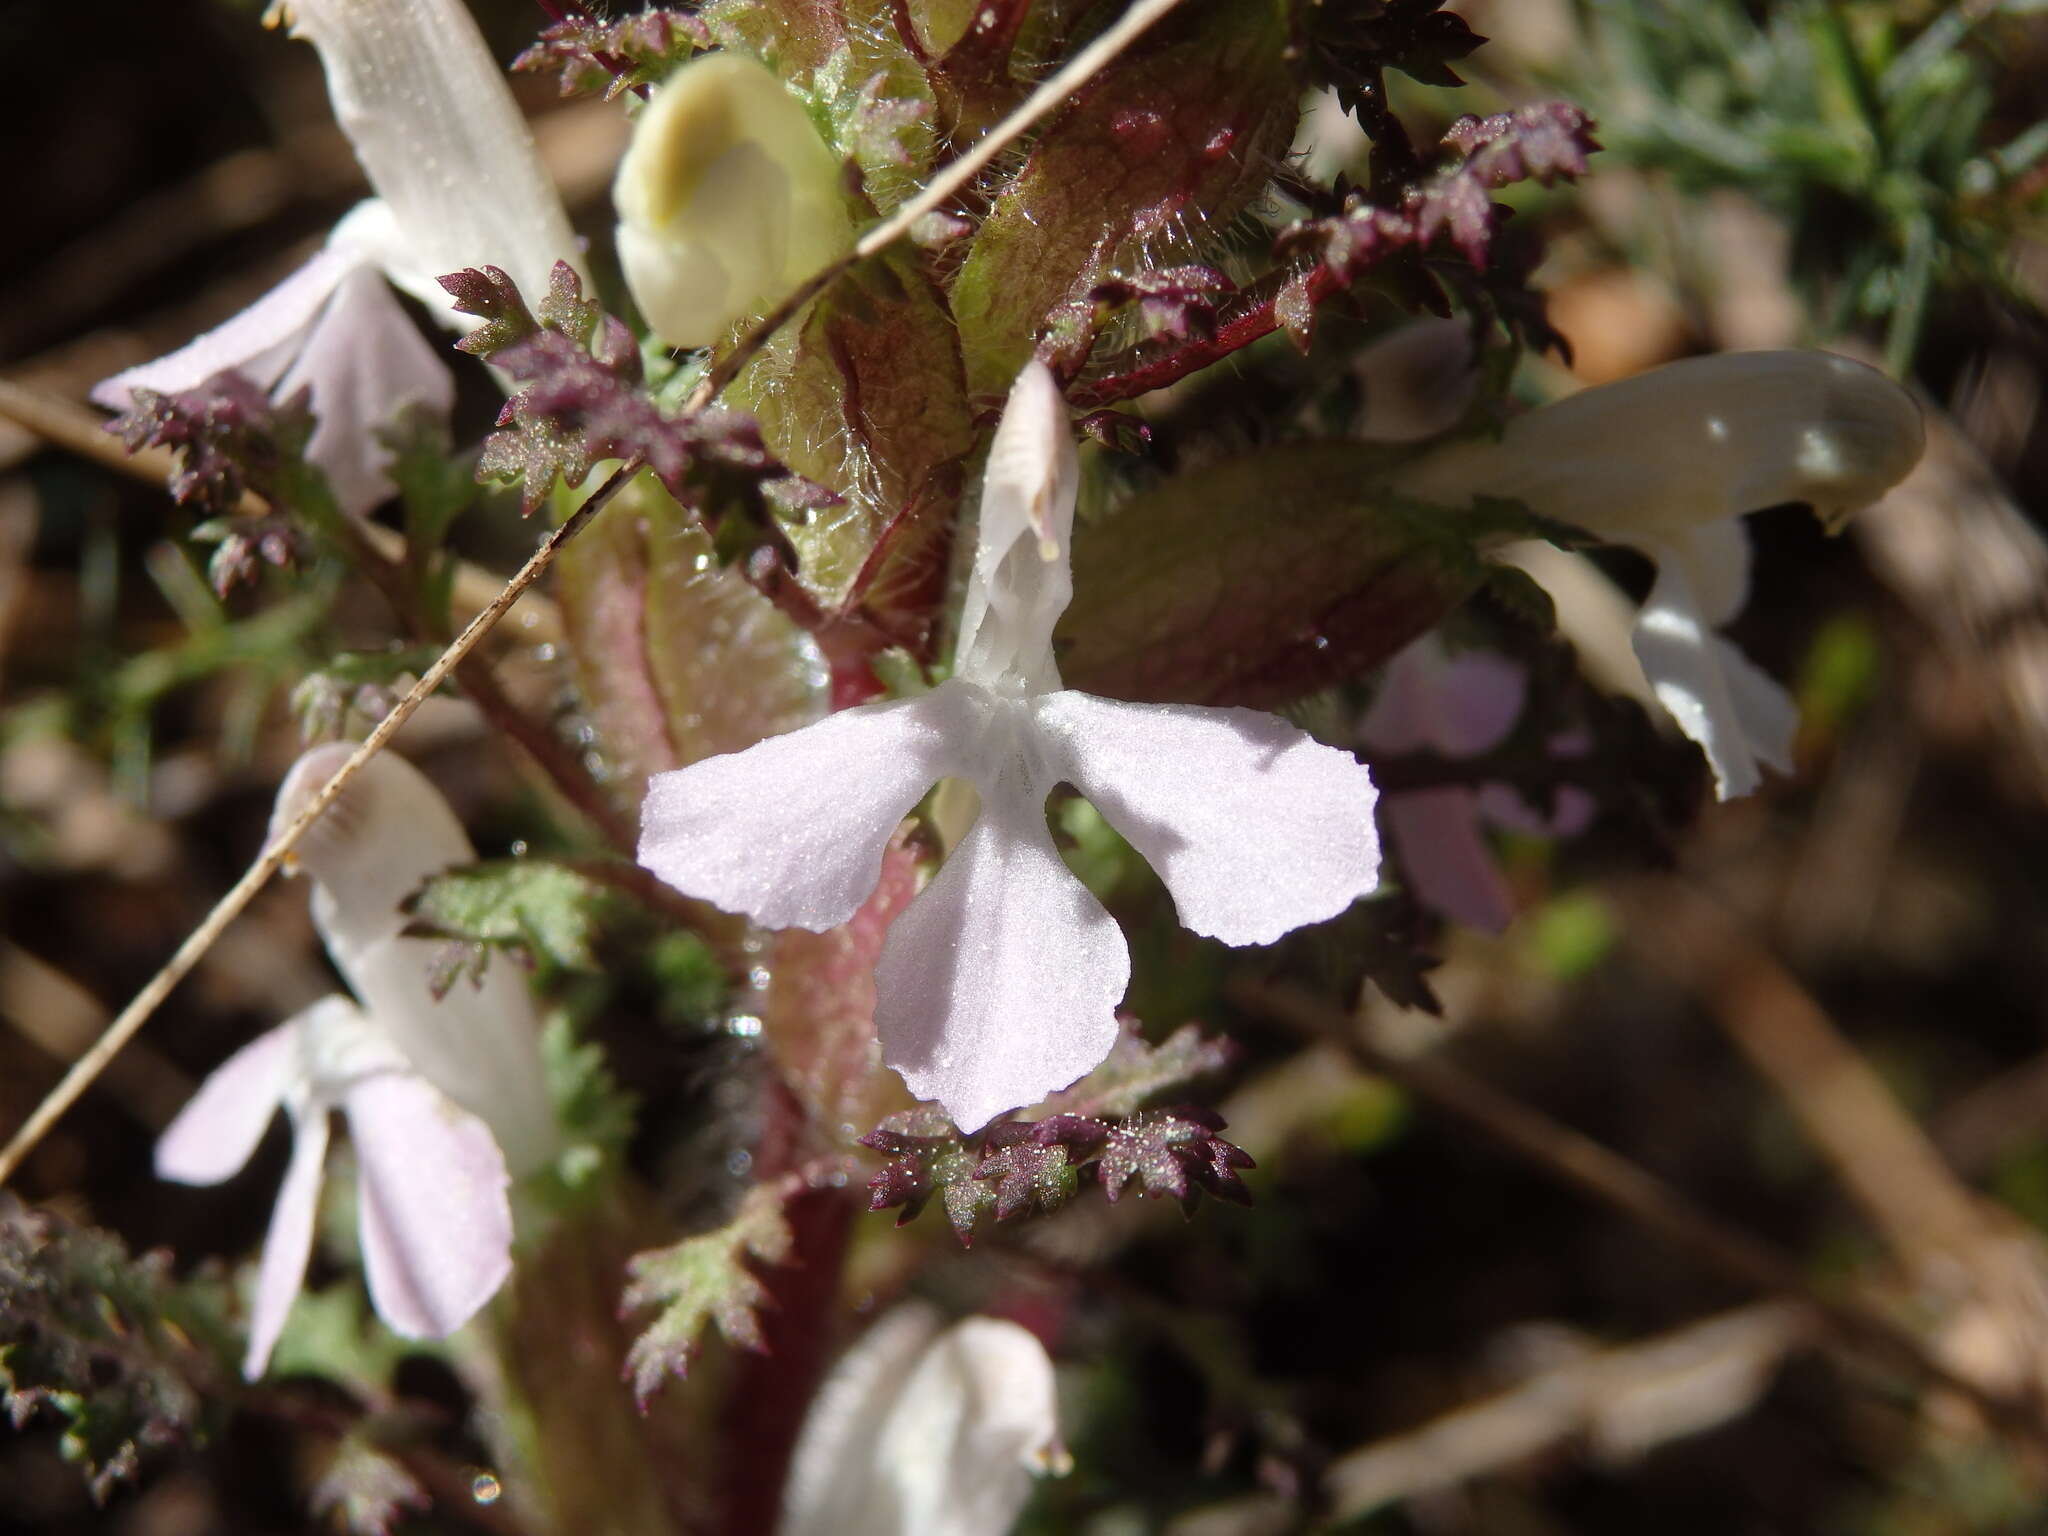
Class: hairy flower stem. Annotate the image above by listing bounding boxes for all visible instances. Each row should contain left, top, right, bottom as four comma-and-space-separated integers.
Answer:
1063, 266, 1344, 409
0, 461, 637, 1189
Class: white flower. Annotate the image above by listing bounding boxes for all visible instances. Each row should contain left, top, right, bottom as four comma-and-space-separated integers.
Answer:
93, 0, 583, 514
1392, 351, 1924, 798
156, 745, 554, 1378
639, 364, 1382, 1131
613, 51, 853, 349
779, 1306, 1066, 1536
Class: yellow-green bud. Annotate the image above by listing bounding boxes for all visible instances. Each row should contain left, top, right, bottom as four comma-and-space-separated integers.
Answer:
613, 53, 852, 349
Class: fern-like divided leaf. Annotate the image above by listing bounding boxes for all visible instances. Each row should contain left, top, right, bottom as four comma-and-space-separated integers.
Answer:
0, 1196, 228, 1502
620, 1186, 794, 1408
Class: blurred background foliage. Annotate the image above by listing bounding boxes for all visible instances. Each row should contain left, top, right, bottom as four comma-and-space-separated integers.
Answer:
3, 0, 2048, 1532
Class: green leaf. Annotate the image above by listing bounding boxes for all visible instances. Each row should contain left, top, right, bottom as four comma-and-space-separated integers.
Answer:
950, 0, 1297, 397
404, 860, 622, 973
1037, 1023, 1237, 1122
541, 1016, 639, 1194
728, 249, 975, 629
1058, 442, 1545, 708
621, 1186, 794, 1406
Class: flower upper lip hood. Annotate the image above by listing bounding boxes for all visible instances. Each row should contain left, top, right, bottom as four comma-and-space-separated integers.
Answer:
639, 363, 1382, 1132
267, 0, 584, 313
269, 743, 556, 1176
1392, 350, 1925, 540
778, 1305, 1066, 1536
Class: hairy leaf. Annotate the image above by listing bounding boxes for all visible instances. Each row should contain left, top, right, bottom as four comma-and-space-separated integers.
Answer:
1097, 1107, 1256, 1211
1037, 1022, 1238, 1120
621, 1185, 794, 1406
727, 248, 973, 637
513, 9, 713, 100
1059, 443, 1555, 708
404, 859, 623, 972
446, 263, 829, 518
554, 470, 827, 799
951, 0, 1297, 396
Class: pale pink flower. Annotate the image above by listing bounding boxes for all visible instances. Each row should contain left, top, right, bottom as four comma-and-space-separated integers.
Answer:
158, 746, 552, 1377
1361, 635, 1594, 933
639, 364, 1382, 1131
94, 0, 582, 514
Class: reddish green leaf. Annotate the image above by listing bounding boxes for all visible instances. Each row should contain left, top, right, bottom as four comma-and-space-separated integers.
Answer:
728, 249, 974, 643
1057, 442, 1536, 708
950, 0, 1297, 397
554, 472, 827, 801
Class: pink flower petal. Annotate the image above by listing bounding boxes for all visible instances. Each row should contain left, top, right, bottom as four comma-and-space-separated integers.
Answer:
1359, 635, 1528, 758
278, 264, 454, 516
874, 765, 1127, 1133
155, 1013, 309, 1187
344, 1071, 514, 1341
91, 245, 357, 410
244, 1109, 331, 1380
1475, 782, 1598, 840
1385, 789, 1516, 934
1033, 691, 1380, 946
639, 685, 977, 932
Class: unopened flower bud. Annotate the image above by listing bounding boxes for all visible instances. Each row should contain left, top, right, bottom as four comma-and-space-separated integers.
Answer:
614, 52, 853, 349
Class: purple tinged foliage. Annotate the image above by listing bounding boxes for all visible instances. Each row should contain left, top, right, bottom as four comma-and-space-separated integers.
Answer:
110, 371, 301, 514
1098, 1107, 1256, 1210
441, 262, 835, 518
513, 9, 713, 101
849, 73, 932, 170
1294, 0, 1488, 119
1422, 105, 1603, 267
192, 514, 306, 599
1088, 266, 1238, 342
1272, 102, 1597, 351
860, 1060, 1255, 1242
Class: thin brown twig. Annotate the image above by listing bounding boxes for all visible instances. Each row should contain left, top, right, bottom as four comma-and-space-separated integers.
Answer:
0, 463, 636, 1188
681, 0, 1191, 413
1230, 978, 2048, 1457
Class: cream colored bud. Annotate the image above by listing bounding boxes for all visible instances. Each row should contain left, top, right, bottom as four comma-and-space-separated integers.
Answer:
614, 52, 853, 349
1392, 351, 1923, 541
